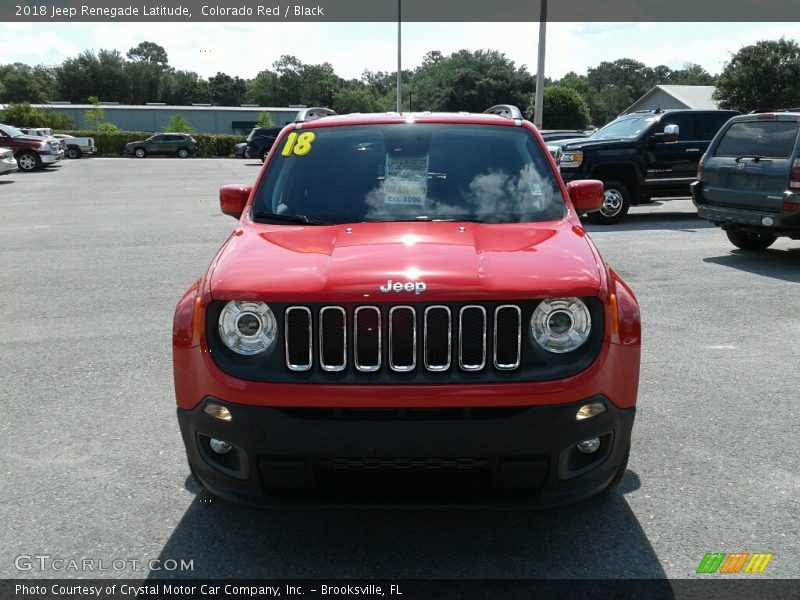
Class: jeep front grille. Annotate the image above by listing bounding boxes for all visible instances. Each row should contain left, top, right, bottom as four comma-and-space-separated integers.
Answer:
284, 304, 522, 374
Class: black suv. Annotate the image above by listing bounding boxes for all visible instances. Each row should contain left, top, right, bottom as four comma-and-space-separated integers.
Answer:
559, 109, 739, 223
245, 126, 282, 162
124, 133, 197, 158
692, 110, 800, 250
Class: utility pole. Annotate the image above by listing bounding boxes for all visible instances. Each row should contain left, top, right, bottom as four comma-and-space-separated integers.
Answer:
397, 0, 402, 113
533, 0, 547, 128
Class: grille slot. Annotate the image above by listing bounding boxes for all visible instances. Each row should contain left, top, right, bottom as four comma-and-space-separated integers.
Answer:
313, 457, 494, 494
319, 307, 346, 371
459, 305, 487, 371
354, 306, 381, 372
284, 307, 312, 371
494, 305, 522, 370
424, 306, 452, 371
284, 303, 521, 375
389, 306, 416, 372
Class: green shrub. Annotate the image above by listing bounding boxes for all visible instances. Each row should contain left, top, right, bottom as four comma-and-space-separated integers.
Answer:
58, 129, 246, 157
0, 102, 74, 129
165, 115, 195, 133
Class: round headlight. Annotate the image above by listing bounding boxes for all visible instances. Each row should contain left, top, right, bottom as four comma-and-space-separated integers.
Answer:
218, 301, 277, 355
530, 298, 591, 354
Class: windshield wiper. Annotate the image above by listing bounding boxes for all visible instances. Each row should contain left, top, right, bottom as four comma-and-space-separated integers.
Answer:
252, 211, 334, 226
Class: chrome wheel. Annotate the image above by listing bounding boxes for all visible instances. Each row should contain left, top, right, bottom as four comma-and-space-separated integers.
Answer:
601, 189, 624, 217
134, 148, 146, 158
178, 148, 189, 158
18, 153, 38, 171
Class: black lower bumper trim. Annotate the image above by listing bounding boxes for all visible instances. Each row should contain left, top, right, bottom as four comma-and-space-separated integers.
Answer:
177, 396, 635, 509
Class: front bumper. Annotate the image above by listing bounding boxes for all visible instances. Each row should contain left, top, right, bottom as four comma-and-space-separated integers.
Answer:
40, 152, 61, 164
178, 396, 634, 508
0, 157, 17, 175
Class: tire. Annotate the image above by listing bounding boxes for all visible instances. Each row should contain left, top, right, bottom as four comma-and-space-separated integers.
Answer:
586, 179, 631, 225
16, 151, 40, 172
177, 148, 190, 159
726, 229, 777, 251
262, 148, 269, 162
606, 446, 630, 489
134, 148, 147, 158
66, 146, 82, 159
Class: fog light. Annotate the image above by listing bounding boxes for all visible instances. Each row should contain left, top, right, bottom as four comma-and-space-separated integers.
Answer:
576, 402, 606, 420
204, 403, 232, 422
209, 438, 232, 454
577, 437, 601, 454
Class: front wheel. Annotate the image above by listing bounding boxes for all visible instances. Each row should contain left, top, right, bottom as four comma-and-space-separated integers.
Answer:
177, 148, 190, 159
726, 229, 777, 251
17, 151, 40, 172
586, 179, 631, 225
134, 148, 147, 158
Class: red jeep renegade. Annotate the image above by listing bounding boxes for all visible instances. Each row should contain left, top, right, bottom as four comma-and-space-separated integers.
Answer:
172, 105, 641, 508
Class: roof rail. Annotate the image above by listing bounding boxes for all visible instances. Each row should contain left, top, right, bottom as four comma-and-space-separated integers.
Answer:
749, 107, 800, 114
294, 107, 337, 124
484, 104, 524, 121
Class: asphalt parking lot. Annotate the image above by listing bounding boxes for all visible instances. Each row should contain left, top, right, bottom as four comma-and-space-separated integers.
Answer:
1, 158, 797, 580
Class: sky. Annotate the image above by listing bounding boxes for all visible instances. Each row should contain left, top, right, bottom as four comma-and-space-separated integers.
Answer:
1, 21, 796, 80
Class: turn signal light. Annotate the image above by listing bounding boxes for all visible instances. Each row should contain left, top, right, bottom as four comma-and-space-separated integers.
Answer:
204, 403, 232, 422
576, 402, 606, 421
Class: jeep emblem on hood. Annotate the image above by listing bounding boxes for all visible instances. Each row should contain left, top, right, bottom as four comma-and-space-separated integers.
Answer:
380, 279, 427, 295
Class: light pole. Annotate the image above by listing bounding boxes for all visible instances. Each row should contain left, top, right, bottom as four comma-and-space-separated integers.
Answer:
397, 0, 402, 113
533, 0, 547, 128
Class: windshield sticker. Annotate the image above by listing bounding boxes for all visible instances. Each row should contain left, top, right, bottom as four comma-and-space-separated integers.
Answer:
281, 131, 316, 156
383, 155, 429, 206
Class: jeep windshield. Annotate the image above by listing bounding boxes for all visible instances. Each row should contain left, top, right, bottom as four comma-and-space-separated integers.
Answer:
252, 124, 565, 225
592, 115, 659, 140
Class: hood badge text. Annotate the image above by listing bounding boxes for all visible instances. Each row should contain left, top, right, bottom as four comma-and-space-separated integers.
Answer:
380, 279, 427, 295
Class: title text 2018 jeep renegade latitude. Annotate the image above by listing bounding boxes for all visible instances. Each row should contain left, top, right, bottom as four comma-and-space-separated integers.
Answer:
172, 106, 641, 507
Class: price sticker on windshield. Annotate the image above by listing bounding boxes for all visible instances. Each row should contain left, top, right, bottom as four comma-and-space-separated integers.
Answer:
281, 132, 316, 156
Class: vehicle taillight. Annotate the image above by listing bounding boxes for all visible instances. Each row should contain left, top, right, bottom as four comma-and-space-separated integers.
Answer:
697, 153, 707, 181
790, 157, 800, 189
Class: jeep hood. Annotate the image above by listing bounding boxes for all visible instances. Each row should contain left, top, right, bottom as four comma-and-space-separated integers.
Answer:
208, 220, 603, 302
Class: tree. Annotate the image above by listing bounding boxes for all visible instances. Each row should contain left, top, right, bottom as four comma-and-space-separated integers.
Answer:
0, 63, 58, 103
332, 82, 384, 113
126, 41, 168, 66
255, 112, 273, 127
714, 39, 800, 112
670, 63, 716, 86
165, 114, 195, 132
84, 96, 106, 130
161, 70, 208, 105
56, 49, 129, 103
527, 85, 591, 129
245, 70, 278, 105
208, 72, 246, 106
412, 49, 536, 112
0, 102, 73, 129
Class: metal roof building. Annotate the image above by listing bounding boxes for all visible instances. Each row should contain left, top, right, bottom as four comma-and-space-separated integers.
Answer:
30, 103, 302, 134
623, 86, 720, 114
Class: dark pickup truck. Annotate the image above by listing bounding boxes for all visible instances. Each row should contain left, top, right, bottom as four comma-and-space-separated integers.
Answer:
559, 109, 739, 224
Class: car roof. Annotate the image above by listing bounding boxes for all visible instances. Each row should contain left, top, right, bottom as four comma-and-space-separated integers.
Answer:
295, 112, 520, 130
